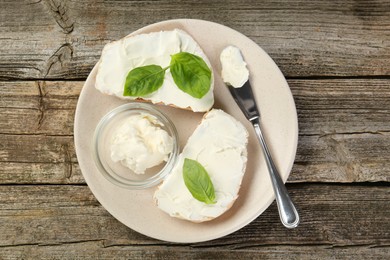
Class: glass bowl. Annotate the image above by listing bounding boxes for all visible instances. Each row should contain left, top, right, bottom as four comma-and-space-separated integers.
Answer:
93, 103, 179, 189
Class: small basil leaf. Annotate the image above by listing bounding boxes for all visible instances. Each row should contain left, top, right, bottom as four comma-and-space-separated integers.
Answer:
183, 158, 216, 204
123, 65, 165, 97
170, 52, 212, 99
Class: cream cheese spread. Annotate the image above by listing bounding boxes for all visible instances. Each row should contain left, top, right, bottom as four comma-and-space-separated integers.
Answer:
154, 109, 248, 222
96, 29, 214, 112
110, 114, 173, 174
220, 46, 249, 88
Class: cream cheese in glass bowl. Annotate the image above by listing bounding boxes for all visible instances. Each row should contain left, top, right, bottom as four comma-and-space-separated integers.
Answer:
93, 103, 179, 189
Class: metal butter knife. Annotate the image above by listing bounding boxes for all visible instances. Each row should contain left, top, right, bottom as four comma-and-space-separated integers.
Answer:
228, 80, 300, 228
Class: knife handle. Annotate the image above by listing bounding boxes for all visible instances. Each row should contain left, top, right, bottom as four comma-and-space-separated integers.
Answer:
252, 119, 300, 228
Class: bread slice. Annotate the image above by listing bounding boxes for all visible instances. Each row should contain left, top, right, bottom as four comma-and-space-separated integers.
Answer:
154, 109, 248, 223
95, 29, 214, 112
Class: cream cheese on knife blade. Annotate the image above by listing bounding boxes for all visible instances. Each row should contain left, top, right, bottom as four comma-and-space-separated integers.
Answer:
220, 46, 249, 88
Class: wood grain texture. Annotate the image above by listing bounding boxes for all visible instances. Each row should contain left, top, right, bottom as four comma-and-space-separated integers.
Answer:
0, 1, 389, 258
2, 79, 389, 136
0, 184, 388, 259
1, 132, 389, 184
0, 244, 388, 260
0, 81, 80, 135
291, 133, 390, 183
290, 79, 390, 136
0, 0, 389, 79
1, 80, 389, 183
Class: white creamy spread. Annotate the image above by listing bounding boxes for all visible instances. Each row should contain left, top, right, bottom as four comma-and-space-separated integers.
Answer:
220, 46, 249, 88
96, 29, 214, 112
110, 114, 173, 174
154, 109, 248, 222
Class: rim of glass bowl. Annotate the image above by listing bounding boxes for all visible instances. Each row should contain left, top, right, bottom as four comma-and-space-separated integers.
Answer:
93, 103, 179, 189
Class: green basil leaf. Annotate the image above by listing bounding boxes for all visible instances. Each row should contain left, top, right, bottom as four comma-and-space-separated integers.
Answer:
123, 65, 165, 97
170, 52, 212, 99
183, 158, 216, 204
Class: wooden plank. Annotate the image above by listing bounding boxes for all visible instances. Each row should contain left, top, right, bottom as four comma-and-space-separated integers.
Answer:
1, 132, 389, 184
0, 0, 389, 79
0, 134, 82, 184
0, 184, 388, 258
0, 244, 388, 260
1, 78, 390, 183
0, 135, 76, 164
0, 81, 80, 135
0, 162, 82, 184
291, 133, 390, 183
0, 108, 75, 135
290, 79, 390, 136
1, 79, 389, 136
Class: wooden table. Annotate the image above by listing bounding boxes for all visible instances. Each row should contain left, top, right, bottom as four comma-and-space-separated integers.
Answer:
1, 0, 389, 259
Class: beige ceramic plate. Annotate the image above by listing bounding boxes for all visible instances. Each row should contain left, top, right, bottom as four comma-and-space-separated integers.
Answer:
74, 19, 298, 243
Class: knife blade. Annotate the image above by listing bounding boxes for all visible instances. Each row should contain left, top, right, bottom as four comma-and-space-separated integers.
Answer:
228, 80, 260, 122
